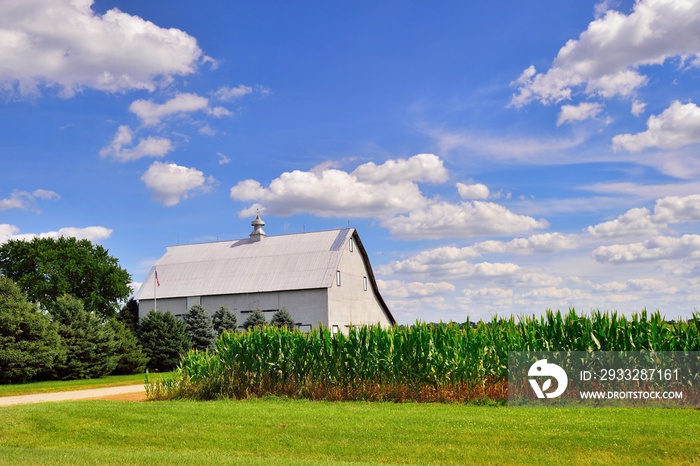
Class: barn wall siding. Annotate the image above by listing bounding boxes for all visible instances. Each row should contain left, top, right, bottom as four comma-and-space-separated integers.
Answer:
139, 288, 329, 329
328, 234, 392, 328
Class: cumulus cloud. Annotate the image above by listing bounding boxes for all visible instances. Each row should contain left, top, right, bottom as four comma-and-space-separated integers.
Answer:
0, 0, 202, 96
377, 279, 455, 299
557, 102, 603, 126
521, 287, 587, 300
631, 99, 647, 117
511, 0, 700, 107
593, 278, 673, 292
383, 201, 547, 239
378, 233, 577, 275
457, 182, 490, 199
231, 155, 546, 239
129, 93, 231, 126
230, 154, 443, 218
474, 262, 520, 276
141, 161, 216, 206
509, 272, 564, 287
592, 234, 700, 263
462, 287, 514, 300
612, 101, 700, 152
352, 153, 448, 184
0, 223, 112, 244
587, 194, 700, 237
99, 125, 173, 162
377, 246, 481, 275
0, 188, 59, 211
0, 224, 20, 242
477, 233, 580, 255
586, 207, 660, 237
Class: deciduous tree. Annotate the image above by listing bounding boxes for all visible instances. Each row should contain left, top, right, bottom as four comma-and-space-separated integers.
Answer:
0, 237, 131, 319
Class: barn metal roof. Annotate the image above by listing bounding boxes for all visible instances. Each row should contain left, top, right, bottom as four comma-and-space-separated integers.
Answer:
136, 228, 355, 300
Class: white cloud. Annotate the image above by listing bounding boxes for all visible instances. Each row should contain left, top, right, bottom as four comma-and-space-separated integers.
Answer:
213, 85, 253, 101
129, 281, 142, 298
521, 287, 587, 300
0, 0, 202, 96
383, 201, 547, 239
0, 224, 20, 242
474, 262, 520, 276
462, 287, 514, 300
457, 182, 489, 199
510, 272, 564, 287
377, 246, 481, 275
378, 233, 577, 275
631, 99, 647, 117
99, 125, 173, 162
592, 278, 679, 295
592, 281, 628, 293
141, 161, 216, 206
129, 93, 231, 126
0, 223, 112, 244
557, 102, 603, 126
592, 234, 700, 263
652, 194, 700, 224
230, 154, 443, 218
587, 194, 700, 237
477, 233, 580, 255
231, 155, 546, 239
584, 180, 700, 199
511, 0, 700, 107
427, 127, 584, 164
586, 207, 660, 237
612, 101, 700, 152
0, 188, 59, 211
217, 152, 231, 165
352, 153, 448, 184
628, 278, 671, 291
377, 279, 455, 299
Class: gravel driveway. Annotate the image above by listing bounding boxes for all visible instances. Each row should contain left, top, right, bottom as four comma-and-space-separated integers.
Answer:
0, 384, 146, 407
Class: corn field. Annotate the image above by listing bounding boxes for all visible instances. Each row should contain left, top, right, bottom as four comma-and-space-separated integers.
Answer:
146, 309, 700, 402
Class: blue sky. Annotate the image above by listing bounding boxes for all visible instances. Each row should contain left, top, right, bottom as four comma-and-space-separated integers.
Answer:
2, 0, 700, 323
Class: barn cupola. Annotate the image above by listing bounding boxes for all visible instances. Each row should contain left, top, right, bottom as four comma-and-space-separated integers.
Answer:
249, 214, 267, 242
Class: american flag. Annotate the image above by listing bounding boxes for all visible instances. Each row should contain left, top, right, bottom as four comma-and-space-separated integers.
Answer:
155, 270, 160, 287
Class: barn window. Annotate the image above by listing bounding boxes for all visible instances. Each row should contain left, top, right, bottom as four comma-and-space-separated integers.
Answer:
349, 237, 354, 252
332, 325, 340, 335
336, 270, 341, 286
363, 276, 368, 291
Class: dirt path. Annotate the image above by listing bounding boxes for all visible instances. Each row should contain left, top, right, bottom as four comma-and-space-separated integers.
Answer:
0, 384, 147, 407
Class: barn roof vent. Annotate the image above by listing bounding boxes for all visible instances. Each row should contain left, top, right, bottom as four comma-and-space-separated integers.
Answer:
249, 214, 267, 242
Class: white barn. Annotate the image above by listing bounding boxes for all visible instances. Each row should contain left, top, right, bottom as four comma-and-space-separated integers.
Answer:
136, 216, 394, 332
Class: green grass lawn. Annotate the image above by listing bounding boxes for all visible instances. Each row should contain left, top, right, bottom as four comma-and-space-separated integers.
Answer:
1, 398, 698, 465
0, 373, 173, 397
